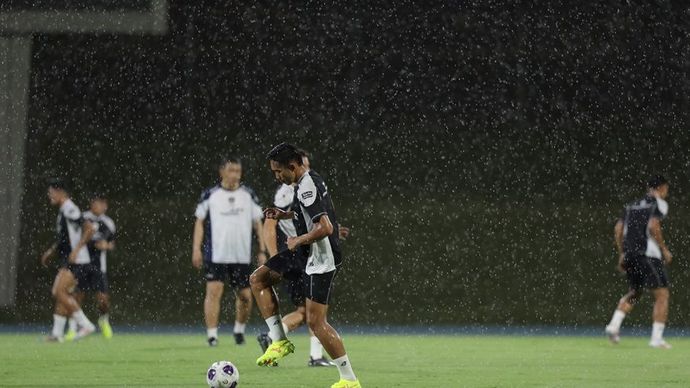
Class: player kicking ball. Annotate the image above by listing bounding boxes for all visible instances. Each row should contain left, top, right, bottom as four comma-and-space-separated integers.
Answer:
605, 175, 673, 349
250, 143, 361, 388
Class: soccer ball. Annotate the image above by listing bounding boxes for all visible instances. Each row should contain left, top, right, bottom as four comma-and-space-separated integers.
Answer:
206, 361, 239, 388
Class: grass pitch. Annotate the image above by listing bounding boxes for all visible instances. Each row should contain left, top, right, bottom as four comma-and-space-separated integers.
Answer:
0, 332, 689, 387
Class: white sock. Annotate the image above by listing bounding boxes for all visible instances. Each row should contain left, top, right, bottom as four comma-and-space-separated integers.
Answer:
233, 321, 246, 334
310, 335, 323, 359
52, 314, 67, 338
607, 309, 626, 332
265, 315, 287, 342
652, 322, 665, 342
68, 318, 77, 333
334, 355, 357, 381
99, 314, 109, 324
207, 327, 218, 339
72, 309, 95, 330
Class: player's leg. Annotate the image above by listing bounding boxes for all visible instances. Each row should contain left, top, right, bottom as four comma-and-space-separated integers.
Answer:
68, 266, 97, 339
605, 256, 642, 343
305, 271, 359, 387
250, 255, 294, 366
230, 264, 252, 345
204, 280, 224, 346
648, 258, 671, 348
96, 272, 113, 338
285, 276, 333, 367
65, 291, 86, 341
47, 272, 70, 342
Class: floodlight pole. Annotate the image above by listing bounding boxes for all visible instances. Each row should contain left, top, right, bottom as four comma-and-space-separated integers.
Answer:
0, 0, 168, 307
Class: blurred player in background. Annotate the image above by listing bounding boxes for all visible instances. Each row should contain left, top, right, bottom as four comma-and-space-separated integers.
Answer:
251, 143, 360, 388
66, 193, 116, 340
605, 175, 673, 348
192, 156, 267, 346
257, 149, 350, 367
39, 179, 97, 342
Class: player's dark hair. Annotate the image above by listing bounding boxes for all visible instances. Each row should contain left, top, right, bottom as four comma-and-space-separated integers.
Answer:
219, 155, 242, 169
266, 143, 303, 167
90, 192, 108, 201
648, 175, 669, 189
47, 177, 68, 192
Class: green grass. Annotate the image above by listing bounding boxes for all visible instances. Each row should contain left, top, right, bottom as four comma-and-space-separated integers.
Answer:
1, 333, 689, 387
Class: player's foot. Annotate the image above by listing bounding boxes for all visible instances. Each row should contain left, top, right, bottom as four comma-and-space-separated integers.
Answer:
308, 357, 335, 367
256, 339, 295, 367
44, 335, 64, 343
99, 319, 113, 339
233, 333, 245, 345
331, 379, 361, 388
64, 328, 77, 342
208, 337, 219, 347
257, 333, 272, 353
74, 325, 95, 341
649, 340, 672, 349
605, 326, 620, 344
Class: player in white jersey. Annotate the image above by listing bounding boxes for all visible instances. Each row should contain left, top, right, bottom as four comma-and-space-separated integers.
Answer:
258, 150, 350, 367
66, 193, 116, 340
39, 179, 97, 342
192, 156, 266, 346
252, 143, 360, 388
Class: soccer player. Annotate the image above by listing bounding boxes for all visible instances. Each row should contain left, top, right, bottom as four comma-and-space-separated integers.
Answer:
257, 150, 350, 367
192, 156, 267, 346
605, 175, 673, 349
251, 143, 361, 388
65, 193, 116, 340
39, 179, 97, 342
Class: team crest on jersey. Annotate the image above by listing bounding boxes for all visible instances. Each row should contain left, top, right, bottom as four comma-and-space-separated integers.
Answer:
228, 197, 235, 204
301, 191, 314, 200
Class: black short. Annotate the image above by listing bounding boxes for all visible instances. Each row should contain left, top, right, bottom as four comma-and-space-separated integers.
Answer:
265, 250, 337, 305
72, 264, 108, 293
624, 255, 669, 290
204, 263, 251, 288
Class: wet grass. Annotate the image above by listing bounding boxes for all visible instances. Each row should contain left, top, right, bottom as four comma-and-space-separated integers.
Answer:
1, 333, 689, 387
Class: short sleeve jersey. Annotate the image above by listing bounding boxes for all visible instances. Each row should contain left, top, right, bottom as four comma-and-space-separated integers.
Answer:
621, 195, 669, 259
84, 211, 116, 273
294, 170, 342, 275
195, 184, 263, 264
56, 199, 91, 265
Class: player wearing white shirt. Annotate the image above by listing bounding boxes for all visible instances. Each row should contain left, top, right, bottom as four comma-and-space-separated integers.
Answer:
192, 157, 267, 346
39, 179, 97, 342
66, 194, 116, 340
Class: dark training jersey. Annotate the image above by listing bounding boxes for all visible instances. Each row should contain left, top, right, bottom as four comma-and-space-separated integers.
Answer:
293, 170, 342, 275
55, 199, 91, 266
621, 195, 669, 259
84, 211, 116, 273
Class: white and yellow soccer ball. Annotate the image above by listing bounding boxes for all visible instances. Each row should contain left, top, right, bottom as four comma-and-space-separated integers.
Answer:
206, 361, 239, 388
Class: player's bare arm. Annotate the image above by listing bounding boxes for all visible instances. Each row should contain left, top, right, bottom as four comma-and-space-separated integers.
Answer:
262, 217, 279, 257
648, 218, 672, 265
68, 220, 95, 263
40, 243, 57, 267
254, 220, 268, 265
287, 215, 334, 251
192, 217, 205, 269
264, 207, 294, 220
614, 220, 624, 272
95, 240, 115, 251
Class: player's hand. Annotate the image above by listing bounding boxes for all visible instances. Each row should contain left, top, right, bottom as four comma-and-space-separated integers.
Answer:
616, 253, 625, 273
264, 207, 289, 220
192, 248, 203, 269
95, 240, 111, 251
68, 250, 78, 264
662, 247, 672, 265
287, 237, 300, 251
40, 250, 52, 267
338, 226, 350, 240
257, 251, 268, 266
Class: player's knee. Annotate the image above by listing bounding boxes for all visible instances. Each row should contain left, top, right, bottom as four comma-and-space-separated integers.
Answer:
249, 272, 265, 290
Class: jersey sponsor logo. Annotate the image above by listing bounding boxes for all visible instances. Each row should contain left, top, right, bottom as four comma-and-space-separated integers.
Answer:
301, 191, 314, 200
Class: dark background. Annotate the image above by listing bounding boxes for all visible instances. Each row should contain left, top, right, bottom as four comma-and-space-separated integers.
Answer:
3, 1, 690, 328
